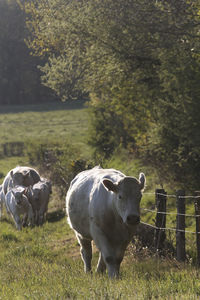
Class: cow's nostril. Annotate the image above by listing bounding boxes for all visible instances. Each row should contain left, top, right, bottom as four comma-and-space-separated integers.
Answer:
126, 215, 140, 225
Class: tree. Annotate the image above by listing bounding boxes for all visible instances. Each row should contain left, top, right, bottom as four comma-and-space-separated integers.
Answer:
23, 0, 200, 189
0, 0, 54, 105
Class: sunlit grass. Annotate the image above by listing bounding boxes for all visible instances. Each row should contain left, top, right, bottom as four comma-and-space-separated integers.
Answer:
0, 102, 200, 299
0, 101, 90, 156
0, 213, 200, 299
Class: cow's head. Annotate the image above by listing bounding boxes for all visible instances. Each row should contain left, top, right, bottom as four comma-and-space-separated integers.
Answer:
103, 173, 145, 226
32, 186, 41, 201
10, 171, 24, 186
10, 170, 35, 187
11, 186, 27, 206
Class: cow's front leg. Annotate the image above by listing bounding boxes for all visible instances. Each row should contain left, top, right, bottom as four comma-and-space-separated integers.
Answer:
105, 256, 122, 278
91, 224, 122, 278
13, 215, 22, 230
96, 252, 106, 274
76, 234, 92, 273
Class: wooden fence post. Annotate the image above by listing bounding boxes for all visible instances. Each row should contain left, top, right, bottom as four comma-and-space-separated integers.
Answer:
194, 191, 200, 266
176, 190, 186, 262
154, 189, 167, 251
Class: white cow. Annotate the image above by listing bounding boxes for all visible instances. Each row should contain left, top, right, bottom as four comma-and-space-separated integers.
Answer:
28, 179, 52, 225
2, 166, 41, 196
66, 166, 146, 278
5, 185, 34, 230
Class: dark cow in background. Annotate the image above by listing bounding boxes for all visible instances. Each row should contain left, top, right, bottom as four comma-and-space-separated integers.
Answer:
66, 166, 146, 278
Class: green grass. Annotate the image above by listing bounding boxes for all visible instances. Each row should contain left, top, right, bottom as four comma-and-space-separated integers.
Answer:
0, 100, 89, 153
0, 213, 200, 299
0, 101, 91, 182
0, 102, 200, 299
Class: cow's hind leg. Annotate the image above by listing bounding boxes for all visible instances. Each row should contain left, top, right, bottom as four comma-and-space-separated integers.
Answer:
13, 215, 22, 230
76, 234, 92, 273
96, 252, 106, 274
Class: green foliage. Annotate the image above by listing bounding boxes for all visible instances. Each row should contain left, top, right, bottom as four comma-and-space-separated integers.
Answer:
23, 0, 200, 190
40, 55, 87, 101
87, 79, 151, 159
25, 139, 94, 197
139, 20, 200, 190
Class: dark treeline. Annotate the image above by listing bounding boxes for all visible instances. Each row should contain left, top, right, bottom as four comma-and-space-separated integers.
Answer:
0, 0, 56, 105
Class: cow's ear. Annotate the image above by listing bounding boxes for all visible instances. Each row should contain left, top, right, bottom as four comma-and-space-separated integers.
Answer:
139, 173, 146, 190
10, 171, 14, 179
102, 179, 118, 193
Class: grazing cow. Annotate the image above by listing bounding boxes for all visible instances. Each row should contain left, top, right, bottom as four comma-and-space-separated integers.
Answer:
5, 185, 34, 230
66, 166, 146, 278
28, 179, 52, 225
2, 166, 40, 196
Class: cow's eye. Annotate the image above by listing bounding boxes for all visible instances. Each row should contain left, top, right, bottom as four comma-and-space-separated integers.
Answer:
118, 195, 123, 200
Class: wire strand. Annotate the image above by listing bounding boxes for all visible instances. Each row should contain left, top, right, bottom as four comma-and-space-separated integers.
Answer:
143, 192, 200, 199
141, 207, 200, 218
141, 221, 199, 235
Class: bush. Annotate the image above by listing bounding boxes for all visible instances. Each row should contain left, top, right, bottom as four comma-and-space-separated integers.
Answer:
25, 139, 94, 197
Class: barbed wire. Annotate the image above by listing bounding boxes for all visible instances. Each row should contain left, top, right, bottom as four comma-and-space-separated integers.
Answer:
141, 207, 200, 218
141, 191, 200, 235
143, 192, 200, 199
140, 221, 199, 235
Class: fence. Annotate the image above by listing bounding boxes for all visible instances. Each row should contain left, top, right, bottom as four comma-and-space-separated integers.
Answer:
141, 189, 200, 264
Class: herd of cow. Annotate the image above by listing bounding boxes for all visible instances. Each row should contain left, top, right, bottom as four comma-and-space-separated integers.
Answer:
0, 166, 52, 230
0, 164, 146, 278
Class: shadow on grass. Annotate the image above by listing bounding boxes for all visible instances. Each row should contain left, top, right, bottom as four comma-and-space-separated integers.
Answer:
47, 209, 66, 223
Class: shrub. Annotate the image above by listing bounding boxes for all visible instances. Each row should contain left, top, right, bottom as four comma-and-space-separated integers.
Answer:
25, 139, 94, 197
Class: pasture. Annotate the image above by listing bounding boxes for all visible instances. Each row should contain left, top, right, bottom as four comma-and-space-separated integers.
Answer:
1, 214, 200, 299
0, 102, 200, 299
0, 101, 90, 163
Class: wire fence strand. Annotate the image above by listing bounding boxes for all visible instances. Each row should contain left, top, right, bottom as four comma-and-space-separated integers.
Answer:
141, 221, 200, 235
141, 191, 200, 236
141, 207, 200, 218
143, 192, 200, 199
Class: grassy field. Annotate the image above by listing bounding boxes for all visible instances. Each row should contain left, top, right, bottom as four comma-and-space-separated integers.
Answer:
0, 100, 90, 160
0, 214, 200, 299
0, 101, 90, 180
0, 102, 199, 299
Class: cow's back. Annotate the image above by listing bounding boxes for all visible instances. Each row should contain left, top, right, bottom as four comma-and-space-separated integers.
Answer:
2, 166, 40, 195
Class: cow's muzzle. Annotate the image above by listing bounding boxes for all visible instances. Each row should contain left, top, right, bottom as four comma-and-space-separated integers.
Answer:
126, 215, 140, 226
